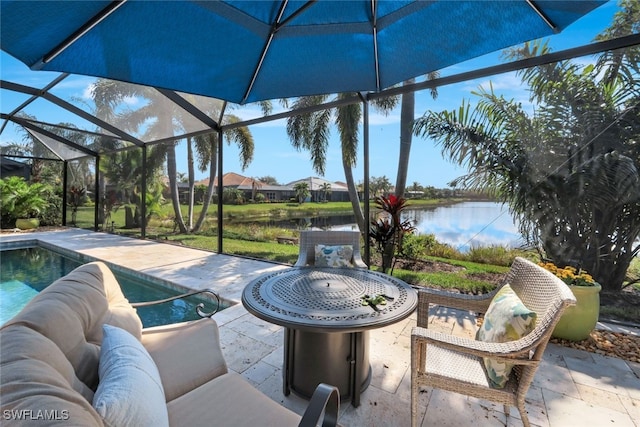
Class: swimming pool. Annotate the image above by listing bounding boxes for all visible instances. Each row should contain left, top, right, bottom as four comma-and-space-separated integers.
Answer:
0, 245, 228, 327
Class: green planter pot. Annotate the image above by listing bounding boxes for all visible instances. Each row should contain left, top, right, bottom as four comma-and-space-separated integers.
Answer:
15, 218, 40, 230
552, 283, 601, 341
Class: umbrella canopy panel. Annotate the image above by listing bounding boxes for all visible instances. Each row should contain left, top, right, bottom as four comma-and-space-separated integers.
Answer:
1, 0, 605, 104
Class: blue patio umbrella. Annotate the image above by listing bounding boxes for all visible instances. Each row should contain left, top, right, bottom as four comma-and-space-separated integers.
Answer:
1, 1, 605, 104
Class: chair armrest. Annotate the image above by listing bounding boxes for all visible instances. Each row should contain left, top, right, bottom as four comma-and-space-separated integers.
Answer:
131, 288, 221, 318
298, 383, 340, 427
352, 257, 369, 268
412, 326, 538, 362
418, 287, 498, 312
416, 287, 501, 327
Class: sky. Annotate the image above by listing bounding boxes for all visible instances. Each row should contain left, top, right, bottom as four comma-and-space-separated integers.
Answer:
0, 1, 621, 189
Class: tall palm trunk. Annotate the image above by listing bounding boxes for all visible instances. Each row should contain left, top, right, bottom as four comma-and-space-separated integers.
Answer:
156, 106, 187, 233
395, 79, 415, 198
166, 142, 187, 233
342, 155, 365, 231
186, 137, 195, 230
193, 137, 217, 232
98, 173, 106, 227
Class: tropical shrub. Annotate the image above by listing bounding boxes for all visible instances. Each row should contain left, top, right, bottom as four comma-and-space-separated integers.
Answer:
39, 185, 62, 226
414, 3, 640, 292
0, 176, 50, 227
369, 194, 416, 273
223, 188, 244, 205
402, 233, 439, 259
466, 245, 517, 267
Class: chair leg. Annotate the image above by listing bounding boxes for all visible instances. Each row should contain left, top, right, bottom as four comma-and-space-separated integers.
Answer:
516, 402, 530, 427
410, 370, 418, 427
410, 340, 419, 427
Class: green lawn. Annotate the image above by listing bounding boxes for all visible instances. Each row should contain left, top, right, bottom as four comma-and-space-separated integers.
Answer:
67, 198, 525, 295
59, 199, 640, 325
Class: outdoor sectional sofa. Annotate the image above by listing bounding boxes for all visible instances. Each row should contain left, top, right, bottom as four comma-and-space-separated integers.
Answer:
0, 261, 339, 426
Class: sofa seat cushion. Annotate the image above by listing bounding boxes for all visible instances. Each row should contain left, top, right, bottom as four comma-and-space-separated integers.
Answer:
142, 318, 228, 402
94, 324, 169, 427
3, 262, 142, 390
167, 372, 301, 427
0, 325, 102, 426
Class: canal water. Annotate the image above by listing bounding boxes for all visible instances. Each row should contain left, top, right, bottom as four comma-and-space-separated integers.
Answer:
240, 201, 524, 252
404, 201, 524, 252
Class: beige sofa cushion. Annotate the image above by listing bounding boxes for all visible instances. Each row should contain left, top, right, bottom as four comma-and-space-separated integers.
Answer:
0, 325, 102, 426
167, 373, 301, 427
3, 261, 142, 390
142, 318, 228, 402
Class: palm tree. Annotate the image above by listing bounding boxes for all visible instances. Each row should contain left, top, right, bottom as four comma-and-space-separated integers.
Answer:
90, 80, 173, 227
91, 81, 259, 233
286, 94, 398, 231
293, 181, 310, 204
394, 73, 439, 199
179, 96, 262, 233
319, 182, 332, 202
99, 143, 165, 227
413, 2, 640, 292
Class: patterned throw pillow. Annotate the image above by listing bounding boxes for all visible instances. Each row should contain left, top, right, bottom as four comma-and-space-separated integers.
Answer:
314, 244, 354, 267
476, 284, 537, 388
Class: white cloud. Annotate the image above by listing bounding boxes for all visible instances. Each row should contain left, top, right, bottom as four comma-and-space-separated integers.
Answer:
79, 82, 138, 107
122, 95, 138, 106
81, 84, 93, 100
52, 76, 96, 92
476, 72, 522, 91
368, 111, 400, 126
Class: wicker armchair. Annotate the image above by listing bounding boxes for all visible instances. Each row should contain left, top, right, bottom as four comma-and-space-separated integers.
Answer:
294, 230, 367, 268
411, 257, 576, 427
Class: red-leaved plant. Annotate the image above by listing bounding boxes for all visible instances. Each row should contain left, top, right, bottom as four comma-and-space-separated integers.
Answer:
370, 194, 415, 273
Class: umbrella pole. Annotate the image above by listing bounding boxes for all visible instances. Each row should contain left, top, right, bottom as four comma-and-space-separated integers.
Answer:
141, 145, 147, 239
362, 96, 371, 267
217, 129, 224, 254
94, 155, 100, 232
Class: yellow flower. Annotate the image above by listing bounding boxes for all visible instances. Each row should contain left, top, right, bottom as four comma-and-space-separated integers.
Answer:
538, 261, 596, 286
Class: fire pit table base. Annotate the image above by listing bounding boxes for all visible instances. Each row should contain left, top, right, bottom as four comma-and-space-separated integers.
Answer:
284, 328, 371, 407
242, 267, 418, 407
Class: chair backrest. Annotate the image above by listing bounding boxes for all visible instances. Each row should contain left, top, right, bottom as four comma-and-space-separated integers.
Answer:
502, 257, 576, 358
294, 230, 367, 267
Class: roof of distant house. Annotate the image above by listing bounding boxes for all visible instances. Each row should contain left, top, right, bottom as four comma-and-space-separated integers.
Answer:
286, 176, 348, 191
194, 173, 349, 191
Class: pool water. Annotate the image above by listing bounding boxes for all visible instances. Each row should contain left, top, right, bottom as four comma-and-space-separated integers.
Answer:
0, 246, 226, 327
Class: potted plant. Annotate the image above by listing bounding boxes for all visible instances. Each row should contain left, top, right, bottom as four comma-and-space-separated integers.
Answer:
539, 261, 601, 341
0, 176, 49, 229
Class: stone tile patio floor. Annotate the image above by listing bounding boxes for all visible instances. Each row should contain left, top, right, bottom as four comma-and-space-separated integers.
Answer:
2, 229, 639, 426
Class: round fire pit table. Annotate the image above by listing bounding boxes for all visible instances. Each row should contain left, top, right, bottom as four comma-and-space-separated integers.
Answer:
242, 267, 418, 407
